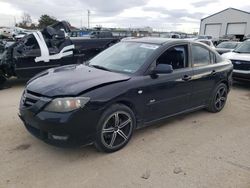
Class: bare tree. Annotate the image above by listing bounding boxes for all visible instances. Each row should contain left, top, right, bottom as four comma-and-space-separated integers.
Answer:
17, 13, 34, 29
21, 13, 32, 27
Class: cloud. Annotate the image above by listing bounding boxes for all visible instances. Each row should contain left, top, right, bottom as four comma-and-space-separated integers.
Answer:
1, 0, 250, 32
85, 0, 148, 16
143, 7, 204, 20
1, 0, 149, 18
191, 0, 215, 7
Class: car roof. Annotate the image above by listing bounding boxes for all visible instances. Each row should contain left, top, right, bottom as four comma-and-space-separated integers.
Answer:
123, 37, 190, 45
220, 41, 240, 43
196, 39, 212, 42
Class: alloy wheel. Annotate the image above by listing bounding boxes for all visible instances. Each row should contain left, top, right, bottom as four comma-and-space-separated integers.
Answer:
215, 87, 227, 110
101, 111, 133, 149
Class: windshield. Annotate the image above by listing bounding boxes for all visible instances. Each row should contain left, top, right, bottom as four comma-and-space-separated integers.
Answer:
89, 42, 159, 73
217, 42, 239, 49
234, 41, 250, 53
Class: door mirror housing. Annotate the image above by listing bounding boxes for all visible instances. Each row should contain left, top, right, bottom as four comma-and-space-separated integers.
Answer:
151, 64, 173, 74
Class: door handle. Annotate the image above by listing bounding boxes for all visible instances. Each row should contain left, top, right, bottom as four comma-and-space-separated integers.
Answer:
182, 75, 192, 81
211, 70, 217, 76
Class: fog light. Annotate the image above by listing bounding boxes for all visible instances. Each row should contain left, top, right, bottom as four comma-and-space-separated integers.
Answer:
50, 134, 69, 141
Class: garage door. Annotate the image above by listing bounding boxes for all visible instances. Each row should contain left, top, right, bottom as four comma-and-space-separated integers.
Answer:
227, 23, 246, 35
205, 24, 221, 38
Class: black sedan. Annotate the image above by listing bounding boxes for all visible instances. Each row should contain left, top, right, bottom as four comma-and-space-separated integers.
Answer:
19, 38, 233, 152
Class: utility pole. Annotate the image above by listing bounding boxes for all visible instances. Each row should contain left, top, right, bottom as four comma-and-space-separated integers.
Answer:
14, 16, 16, 26
87, 10, 90, 29
80, 14, 82, 29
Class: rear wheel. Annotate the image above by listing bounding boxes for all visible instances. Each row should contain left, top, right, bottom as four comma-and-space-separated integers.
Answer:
207, 83, 228, 113
94, 104, 135, 153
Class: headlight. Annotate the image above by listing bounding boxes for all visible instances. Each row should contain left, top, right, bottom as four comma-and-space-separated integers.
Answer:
44, 97, 90, 112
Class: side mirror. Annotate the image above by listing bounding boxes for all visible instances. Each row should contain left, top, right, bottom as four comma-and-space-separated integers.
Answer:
151, 64, 173, 74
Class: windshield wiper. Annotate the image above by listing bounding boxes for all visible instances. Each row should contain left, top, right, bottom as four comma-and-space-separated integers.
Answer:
90, 65, 111, 71
233, 50, 241, 53
233, 50, 250, 54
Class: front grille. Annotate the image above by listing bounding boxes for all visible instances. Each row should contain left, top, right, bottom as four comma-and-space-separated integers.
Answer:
231, 60, 250, 71
22, 90, 42, 107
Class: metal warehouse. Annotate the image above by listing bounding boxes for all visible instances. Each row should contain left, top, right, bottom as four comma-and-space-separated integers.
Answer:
199, 8, 250, 40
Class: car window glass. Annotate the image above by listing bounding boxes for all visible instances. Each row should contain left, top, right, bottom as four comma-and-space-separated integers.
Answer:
192, 45, 211, 67
24, 36, 39, 49
156, 45, 188, 70
234, 41, 250, 53
217, 42, 238, 49
99, 32, 104, 37
89, 42, 159, 73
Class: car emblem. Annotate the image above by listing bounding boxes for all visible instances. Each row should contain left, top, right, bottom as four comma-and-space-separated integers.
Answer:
234, 61, 241, 65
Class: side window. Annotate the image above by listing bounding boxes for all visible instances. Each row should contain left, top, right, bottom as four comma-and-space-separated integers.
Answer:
192, 45, 211, 67
24, 35, 39, 50
99, 32, 104, 38
156, 45, 188, 70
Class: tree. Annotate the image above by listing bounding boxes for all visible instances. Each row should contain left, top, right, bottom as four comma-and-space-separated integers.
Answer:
17, 13, 33, 29
38, 15, 58, 29
22, 13, 32, 25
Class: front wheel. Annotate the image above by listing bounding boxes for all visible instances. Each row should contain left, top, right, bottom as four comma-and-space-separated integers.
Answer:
207, 83, 228, 113
94, 104, 136, 153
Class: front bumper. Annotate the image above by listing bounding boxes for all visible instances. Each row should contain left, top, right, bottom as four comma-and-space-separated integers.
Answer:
233, 69, 250, 81
19, 104, 102, 147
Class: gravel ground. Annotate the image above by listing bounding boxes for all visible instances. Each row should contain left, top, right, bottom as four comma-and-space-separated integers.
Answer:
0, 80, 250, 188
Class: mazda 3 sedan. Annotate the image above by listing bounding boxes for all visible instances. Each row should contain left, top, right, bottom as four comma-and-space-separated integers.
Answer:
19, 38, 233, 152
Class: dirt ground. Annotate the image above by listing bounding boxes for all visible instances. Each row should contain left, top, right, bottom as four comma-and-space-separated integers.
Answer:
0, 80, 250, 188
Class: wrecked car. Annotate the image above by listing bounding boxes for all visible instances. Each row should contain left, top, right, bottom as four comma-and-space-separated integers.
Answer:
0, 21, 119, 86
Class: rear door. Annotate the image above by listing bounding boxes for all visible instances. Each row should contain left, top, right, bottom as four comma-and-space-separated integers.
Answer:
190, 44, 221, 107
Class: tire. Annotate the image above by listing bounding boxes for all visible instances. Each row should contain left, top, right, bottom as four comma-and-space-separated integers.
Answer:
94, 104, 136, 153
207, 83, 228, 113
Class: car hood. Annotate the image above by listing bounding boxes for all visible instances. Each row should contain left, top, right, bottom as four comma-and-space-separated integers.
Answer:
26, 64, 131, 97
222, 52, 250, 61
215, 48, 232, 52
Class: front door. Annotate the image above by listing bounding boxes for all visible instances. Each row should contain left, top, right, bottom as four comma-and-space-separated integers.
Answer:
141, 44, 194, 122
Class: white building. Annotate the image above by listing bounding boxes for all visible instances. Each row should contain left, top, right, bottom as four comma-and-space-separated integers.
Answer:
199, 8, 250, 40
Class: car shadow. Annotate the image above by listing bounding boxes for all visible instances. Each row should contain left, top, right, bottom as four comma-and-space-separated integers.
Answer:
233, 81, 250, 90
0, 78, 27, 90
35, 109, 206, 160
134, 109, 205, 133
